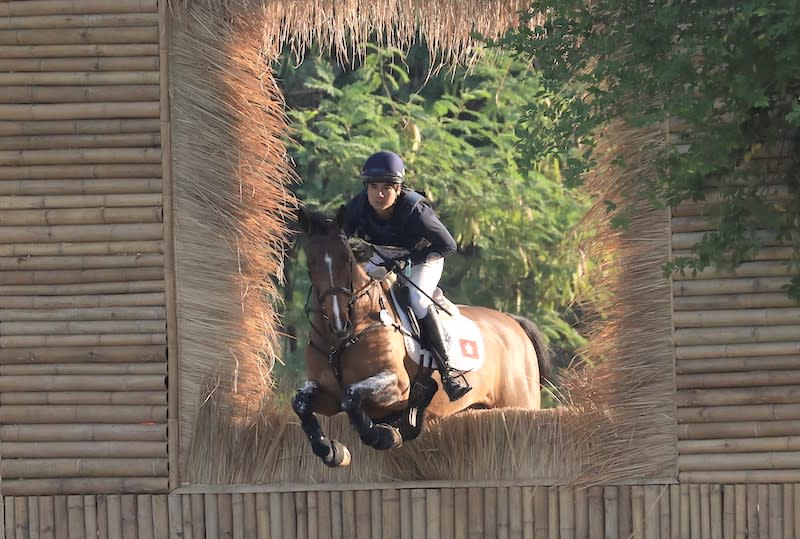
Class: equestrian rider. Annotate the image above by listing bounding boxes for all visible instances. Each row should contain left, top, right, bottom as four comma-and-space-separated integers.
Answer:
341, 150, 472, 401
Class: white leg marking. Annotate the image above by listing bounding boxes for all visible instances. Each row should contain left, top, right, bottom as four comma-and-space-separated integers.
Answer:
349, 370, 401, 407
324, 252, 344, 332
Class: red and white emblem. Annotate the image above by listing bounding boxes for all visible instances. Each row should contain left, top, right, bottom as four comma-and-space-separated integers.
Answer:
459, 339, 480, 359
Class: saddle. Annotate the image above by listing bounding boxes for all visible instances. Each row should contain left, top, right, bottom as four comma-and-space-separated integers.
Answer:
386, 285, 486, 372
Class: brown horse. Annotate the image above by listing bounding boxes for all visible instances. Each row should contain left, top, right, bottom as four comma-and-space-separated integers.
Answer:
292, 207, 551, 467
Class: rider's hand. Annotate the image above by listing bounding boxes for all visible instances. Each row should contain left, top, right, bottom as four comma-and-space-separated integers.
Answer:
383, 256, 409, 273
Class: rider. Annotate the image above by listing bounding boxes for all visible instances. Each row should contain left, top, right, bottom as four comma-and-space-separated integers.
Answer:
341, 150, 472, 401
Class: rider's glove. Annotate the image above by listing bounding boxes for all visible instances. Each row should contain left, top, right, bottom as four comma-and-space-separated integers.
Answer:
383, 256, 410, 273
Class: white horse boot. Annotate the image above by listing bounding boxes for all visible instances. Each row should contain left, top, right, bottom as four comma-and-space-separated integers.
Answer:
418, 305, 472, 401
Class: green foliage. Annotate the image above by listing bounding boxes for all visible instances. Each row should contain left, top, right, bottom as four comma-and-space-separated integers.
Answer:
493, 0, 800, 299
278, 44, 592, 377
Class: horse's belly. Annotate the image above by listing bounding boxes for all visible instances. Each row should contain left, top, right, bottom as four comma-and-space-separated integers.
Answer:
347, 369, 405, 408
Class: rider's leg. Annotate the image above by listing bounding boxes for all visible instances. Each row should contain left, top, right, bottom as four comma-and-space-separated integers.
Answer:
409, 259, 472, 401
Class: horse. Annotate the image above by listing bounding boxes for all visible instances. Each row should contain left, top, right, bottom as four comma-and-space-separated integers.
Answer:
292, 207, 552, 467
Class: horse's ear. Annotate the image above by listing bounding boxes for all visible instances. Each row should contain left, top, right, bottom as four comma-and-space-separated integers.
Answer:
334, 205, 346, 230
296, 206, 310, 234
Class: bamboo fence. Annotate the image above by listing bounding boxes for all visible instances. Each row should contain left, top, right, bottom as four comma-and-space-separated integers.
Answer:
1, 484, 799, 538
0, 0, 169, 497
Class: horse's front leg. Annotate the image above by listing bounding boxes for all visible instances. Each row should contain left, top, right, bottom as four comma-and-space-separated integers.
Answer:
292, 382, 351, 467
342, 370, 403, 450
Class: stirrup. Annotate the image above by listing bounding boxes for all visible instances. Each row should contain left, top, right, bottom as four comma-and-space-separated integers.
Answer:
441, 372, 471, 402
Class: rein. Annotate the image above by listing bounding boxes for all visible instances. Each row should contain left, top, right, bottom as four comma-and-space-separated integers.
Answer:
305, 275, 388, 381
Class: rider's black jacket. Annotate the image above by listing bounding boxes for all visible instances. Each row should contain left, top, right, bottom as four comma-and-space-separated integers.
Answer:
342, 188, 457, 265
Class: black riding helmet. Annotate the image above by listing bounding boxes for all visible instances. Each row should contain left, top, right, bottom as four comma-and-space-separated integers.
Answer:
360, 151, 405, 184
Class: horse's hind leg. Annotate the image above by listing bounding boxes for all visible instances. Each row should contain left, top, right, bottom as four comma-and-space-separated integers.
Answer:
292, 382, 351, 467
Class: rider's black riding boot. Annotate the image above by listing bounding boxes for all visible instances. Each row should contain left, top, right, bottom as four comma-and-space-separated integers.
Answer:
418, 306, 472, 401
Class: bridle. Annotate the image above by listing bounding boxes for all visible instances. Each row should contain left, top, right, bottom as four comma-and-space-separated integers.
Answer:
304, 240, 389, 381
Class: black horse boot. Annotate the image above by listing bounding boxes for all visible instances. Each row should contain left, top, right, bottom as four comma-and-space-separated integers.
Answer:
418, 305, 472, 401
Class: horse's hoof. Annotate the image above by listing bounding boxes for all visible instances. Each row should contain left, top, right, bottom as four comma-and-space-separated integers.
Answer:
372, 424, 403, 450
323, 440, 351, 467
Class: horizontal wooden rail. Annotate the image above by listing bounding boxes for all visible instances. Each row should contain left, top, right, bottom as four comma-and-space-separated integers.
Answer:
0, 423, 166, 442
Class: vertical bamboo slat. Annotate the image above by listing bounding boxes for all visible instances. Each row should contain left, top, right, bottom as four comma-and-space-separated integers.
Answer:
746, 485, 759, 539
783, 484, 794, 539
190, 494, 204, 539
410, 489, 426, 539
54, 496, 68, 539
216, 493, 232, 539
573, 488, 587, 539
67, 495, 83, 538
28, 496, 40, 539
587, 487, 603, 539
547, 486, 558, 539
768, 484, 782, 539
522, 486, 534, 539
331, 491, 343, 539
533, 487, 548, 539
659, 486, 670, 539
619, 486, 633, 539
757, 484, 769, 539
3, 497, 12, 539
121, 495, 137, 539
242, 494, 256, 539
735, 485, 746, 539
485, 487, 497, 539
14, 496, 28, 538
255, 493, 269, 539
381, 490, 398, 539
679, 485, 689, 539
643, 486, 660, 539
339, 491, 352, 539
440, 488, 455, 539
425, 489, 441, 539
467, 487, 483, 538
669, 485, 680, 539
168, 495, 183, 539
722, 486, 734, 539
631, 486, 644, 539
369, 491, 381, 539
558, 487, 573, 539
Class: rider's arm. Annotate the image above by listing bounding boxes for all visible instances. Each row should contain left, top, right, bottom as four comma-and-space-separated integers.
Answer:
406, 203, 457, 265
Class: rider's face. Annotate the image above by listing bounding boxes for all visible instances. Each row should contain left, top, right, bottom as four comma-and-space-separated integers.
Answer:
366, 181, 401, 216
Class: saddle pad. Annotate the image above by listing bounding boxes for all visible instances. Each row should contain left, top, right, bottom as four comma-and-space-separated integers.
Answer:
388, 288, 486, 372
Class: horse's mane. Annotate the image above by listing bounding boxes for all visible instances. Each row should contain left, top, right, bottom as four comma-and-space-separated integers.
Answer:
302, 209, 335, 236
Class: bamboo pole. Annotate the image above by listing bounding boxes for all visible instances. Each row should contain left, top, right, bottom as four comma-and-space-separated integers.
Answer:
0, 56, 158, 72
0, 193, 162, 209
573, 488, 587, 539
0, 333, 165, 349
217, 494, 232, 539
0, 178, 162, 196
153, 495, 170, 539
701, 485, 712, 539
204, 494, 219, 539
670, 215, 714, 233
54, 497, 68, 539
453, 487, 469, 539
317, 490, 331, 539
0, 240, 163, 258
1, 361, 165, 375
521, 486, 533, 539
0, 71, 158, 86
14, 496, 29, 538
0, 391, 166, 406
672, 229, 788, 250
533, 487, 548, 539
167, 494, 183, 539
297, 492, 309, 539
672, 260, 793, 280
28, 496, 40, 539
783, 484, 794, 539
676, 341, 800, 360
467, 488, 484, 538
0, 306, 165, 324
370, 490, 382, 539
508, 487, 522, 539
674, 325, 800, 346
709, 485, 723, 539
676, 356, 800, 374
268, 492, 282, 539
0, 404, 166, 424
679, 450, 800, 470
0, 207, 163, 226
0, 146, 160, 164
232, 493, 245, 539
0, 118, 159, 137
672, 276, 790, 296
604, 485, 620, 537
67, 495, 84, 539
757, 485, 769, 539
546, 486, 558, 539
677, 403, 800, 422
1, 423, 165, 442
794, 484, 800, 539
677, 370, 800, 389
644, 486, 660, 539
1, 441, 166, 459
0, 344, 165, 364
355, 490, 371, 539
675, 385, 800, 407
122, 495, 138, 539
558, 487, 573, 539
255, 493, 268, 539
0, 319, 165, 336
411, 489, 426, 539
440, 487, 454, 539
107, 495, 122, 539
631, 486, 644, 539
677, 420, 800, 439
673, 292, 797, 312
688, 486, 700, 539
0, 43, 158, 59
139, 495, 155, 539
2, 458, 168, 480
671, 246, 794, 262
674, 308, 800, 328
1, 223, 163, 243
0, 132, 160, 150
0, 256, 164, 273
39, 496, 54, 539
190, 494, 204, 539
0, 164, 162, 181
768, 484, 782, 539
0, 1, 157, 16
0, 13, 159, 30
0, 27, 158, 47
496, 487, 507, 539
331, 491, 342, 539
587, 487, 603, 539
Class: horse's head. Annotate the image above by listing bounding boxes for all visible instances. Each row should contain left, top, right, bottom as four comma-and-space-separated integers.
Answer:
297, 206, 368, 342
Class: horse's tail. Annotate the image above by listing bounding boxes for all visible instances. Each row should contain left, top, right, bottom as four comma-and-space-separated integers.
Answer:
507, 314, 552, 384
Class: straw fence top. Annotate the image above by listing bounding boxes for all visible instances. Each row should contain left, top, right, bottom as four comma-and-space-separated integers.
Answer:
169, 0, 531, 64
